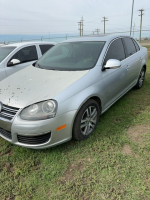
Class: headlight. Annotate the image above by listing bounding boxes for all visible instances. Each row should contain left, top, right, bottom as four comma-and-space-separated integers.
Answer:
20, 100, 57, 120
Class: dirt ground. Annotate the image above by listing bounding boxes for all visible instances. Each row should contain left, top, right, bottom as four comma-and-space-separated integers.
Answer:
140, 42, 150, 46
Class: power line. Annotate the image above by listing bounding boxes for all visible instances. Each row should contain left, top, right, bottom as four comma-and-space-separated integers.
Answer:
85, 13, 130, 23
85, 11, 141, 24
0, 18, 77, 22
0, 24, 80, 28
106, 29, 150, 34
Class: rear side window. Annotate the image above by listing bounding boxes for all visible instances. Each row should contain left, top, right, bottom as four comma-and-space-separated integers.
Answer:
39, 45, 54, 55
103, 38, 125, 65
123, 38, 136, 57
132, 39, 140, 51
11, 45, 38, 63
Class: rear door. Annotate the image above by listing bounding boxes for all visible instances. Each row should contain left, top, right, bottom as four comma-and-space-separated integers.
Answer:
102, 38, 130, 109
122, 37, 141, 86
5, 45, 38, 77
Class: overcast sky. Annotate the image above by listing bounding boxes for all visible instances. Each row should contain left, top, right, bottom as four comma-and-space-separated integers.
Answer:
0, 0, 150, 38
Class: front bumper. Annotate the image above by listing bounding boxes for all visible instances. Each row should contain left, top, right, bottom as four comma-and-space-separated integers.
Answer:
0, 110, 77, 149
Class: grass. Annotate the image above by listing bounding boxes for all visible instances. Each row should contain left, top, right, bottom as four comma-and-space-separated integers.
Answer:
0, 59, 150, 200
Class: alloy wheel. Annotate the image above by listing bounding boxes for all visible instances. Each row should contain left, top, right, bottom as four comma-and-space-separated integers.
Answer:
80, 106, 97, 136
139, 69, 145, 88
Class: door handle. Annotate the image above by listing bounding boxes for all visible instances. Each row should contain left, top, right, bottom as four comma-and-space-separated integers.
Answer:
139, 57, 142, 62
126, 65, 130, 71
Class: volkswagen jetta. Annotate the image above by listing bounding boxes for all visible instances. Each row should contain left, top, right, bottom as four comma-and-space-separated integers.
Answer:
0, 35, 148, 149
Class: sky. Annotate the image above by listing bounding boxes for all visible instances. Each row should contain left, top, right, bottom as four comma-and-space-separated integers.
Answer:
0, 0, 150, 39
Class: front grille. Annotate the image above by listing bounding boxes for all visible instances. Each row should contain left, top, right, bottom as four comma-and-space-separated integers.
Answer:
17, 132, 51, 145
0, 104, 20, 121
0, 128, 12, 139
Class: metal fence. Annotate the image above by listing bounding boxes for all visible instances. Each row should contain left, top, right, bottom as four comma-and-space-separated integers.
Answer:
0, 30, 150, 45
0, 34, 79, 45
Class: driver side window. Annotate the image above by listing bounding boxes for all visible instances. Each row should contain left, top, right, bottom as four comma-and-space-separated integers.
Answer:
10, 45, 38, 64
103, 38, 125, 65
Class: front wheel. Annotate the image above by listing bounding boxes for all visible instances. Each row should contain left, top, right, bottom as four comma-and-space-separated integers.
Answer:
72, 99, 100, 141
135, 67, 146, 89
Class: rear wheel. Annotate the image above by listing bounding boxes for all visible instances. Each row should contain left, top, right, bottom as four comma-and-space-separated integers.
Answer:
135, 67, 145, 89
73, 99, 100, 141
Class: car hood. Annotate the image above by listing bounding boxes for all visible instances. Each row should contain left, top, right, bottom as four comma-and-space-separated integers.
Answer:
0, 65, 89, 108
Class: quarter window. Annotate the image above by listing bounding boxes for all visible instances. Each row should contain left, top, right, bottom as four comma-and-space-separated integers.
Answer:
10, 46, 38, 64
103, 38, 125, 65
39, 45, 54, 55
132, 39, 140, 51
123, 38, 136, 57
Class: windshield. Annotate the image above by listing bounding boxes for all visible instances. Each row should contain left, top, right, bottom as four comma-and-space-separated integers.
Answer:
0, 46, 16, 62
36, 41, 105, 71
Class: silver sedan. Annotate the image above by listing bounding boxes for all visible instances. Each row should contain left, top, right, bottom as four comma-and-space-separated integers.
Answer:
0, 35, 148, 149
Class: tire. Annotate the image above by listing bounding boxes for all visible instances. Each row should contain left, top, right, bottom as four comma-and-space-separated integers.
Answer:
135, 67, 146, 89
72, 99, 100, 141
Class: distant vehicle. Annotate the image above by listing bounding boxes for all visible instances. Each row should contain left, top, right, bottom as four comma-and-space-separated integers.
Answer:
0, 41, 56, 81
0, 35, 148, 149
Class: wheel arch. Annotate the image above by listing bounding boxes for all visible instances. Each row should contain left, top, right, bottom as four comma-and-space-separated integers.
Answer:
71, 95, 102, 133
143, 64, 146, 72
88, 96, 102, 113
77, 95, 102, 116
72, 96, 102, 140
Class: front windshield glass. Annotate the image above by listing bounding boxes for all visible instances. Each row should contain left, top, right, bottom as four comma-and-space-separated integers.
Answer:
0, 46, 16, 62
36, 41, 105, 71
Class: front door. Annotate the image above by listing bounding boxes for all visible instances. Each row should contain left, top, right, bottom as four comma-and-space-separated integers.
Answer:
101, 38, 130, 110
5, 45, 38, 77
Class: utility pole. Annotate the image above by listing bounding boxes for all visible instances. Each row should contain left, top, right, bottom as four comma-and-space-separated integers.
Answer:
78, 21, 82, 36
101, 17, 108, 34
130, 0, 134, 36
78, 17, 84, 36
81, 16, 84, 36
48, 33, 50, 41
95, 29, 100, 34
139, 9, 144, 42
133, 23, 135, 38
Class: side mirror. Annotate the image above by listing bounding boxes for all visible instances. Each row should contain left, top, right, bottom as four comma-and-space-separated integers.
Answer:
104, 59, 121, 70
7, 59, 20, 67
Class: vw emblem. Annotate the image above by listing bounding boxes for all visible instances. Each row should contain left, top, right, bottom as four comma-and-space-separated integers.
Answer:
0, 102, 2, 113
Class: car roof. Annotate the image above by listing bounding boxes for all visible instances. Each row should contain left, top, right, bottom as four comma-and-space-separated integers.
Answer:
60, 34, 132, 43
2, 41, 56, 48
